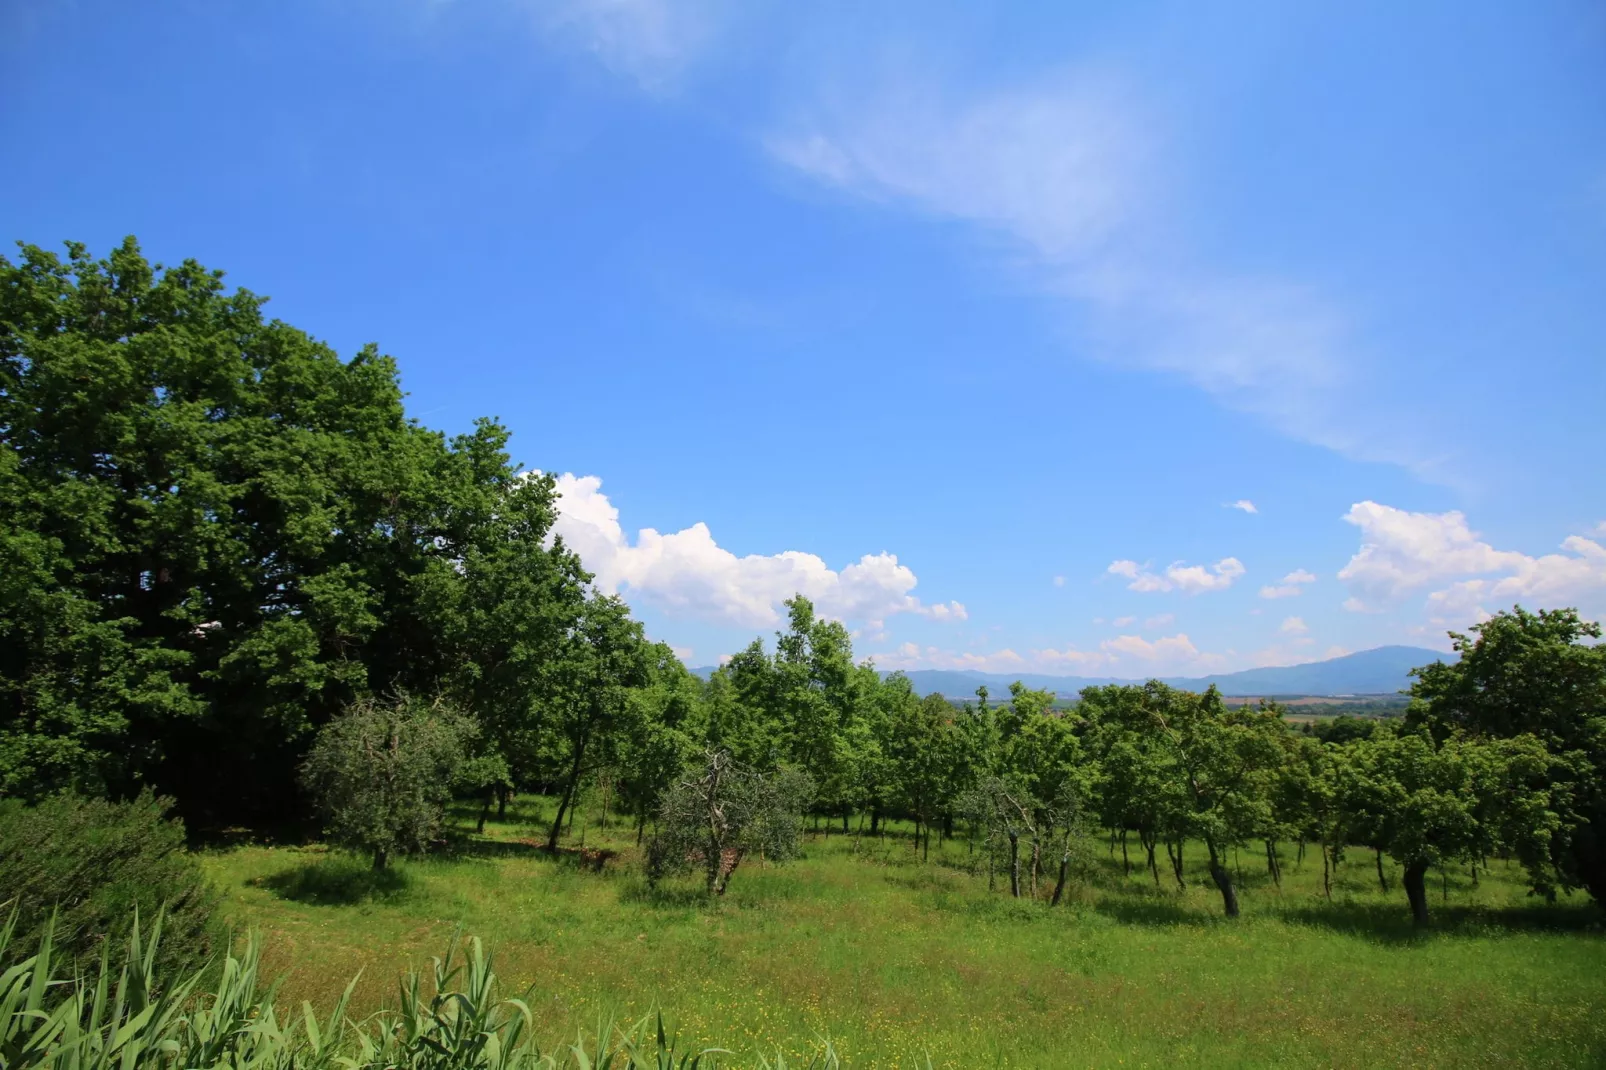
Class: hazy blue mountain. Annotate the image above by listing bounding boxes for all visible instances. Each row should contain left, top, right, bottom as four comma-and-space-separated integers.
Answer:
689, 645, 1448, 698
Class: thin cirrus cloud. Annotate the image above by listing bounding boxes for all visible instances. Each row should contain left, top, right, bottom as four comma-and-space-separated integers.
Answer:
546, 473, 967, 630
1259, 568, 1317, 599
539, 0, 727, 91
763, 72, 1452, 481
1338, 501, 1606, 621
1108, 556, 1245, 594
530, 1, 1449, 480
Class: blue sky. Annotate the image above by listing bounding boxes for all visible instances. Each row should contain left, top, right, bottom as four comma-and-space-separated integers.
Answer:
5, 0, 1604, 675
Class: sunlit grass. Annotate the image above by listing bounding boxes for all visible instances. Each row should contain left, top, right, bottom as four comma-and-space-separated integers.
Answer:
201, 795, 1606, 1068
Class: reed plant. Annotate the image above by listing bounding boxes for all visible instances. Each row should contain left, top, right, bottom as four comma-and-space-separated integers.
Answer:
1, 908, 852, 1069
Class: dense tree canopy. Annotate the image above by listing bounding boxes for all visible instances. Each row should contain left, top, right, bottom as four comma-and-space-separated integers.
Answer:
1408, 607, 1604, 902
0, 239, 589, 829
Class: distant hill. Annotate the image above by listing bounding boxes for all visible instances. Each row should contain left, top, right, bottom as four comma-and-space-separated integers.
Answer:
689, 645, 1449, 698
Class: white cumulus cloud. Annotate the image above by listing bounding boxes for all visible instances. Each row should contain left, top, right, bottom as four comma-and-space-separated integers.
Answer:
1279, 616, 1309, 636
1338, 501, 1606, 620
548, 473, 965, 629
1226, 499, 1258, 514
1099, 632, 1224, 672
1109, 557, 1245, 594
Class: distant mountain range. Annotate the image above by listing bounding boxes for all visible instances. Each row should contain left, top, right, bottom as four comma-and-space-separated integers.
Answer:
690, 645, 1450, 698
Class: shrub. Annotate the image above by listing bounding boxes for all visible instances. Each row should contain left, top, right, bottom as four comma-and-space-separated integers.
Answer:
300, 693, 471, 870
648, 749, 813, 896
0, 789, 218, 976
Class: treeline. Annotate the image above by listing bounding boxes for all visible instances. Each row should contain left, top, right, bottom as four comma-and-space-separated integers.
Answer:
3, 241, 1603, 929
642, 599, 1601, 924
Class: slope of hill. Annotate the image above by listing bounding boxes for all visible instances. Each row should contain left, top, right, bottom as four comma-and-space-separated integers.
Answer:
691, 645, 1449, 698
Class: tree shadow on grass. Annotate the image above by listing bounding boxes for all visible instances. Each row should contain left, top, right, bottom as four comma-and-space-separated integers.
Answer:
253, 857, 411, 906
1271, 899, 1605, 944
1093, 894, 1216, 928
1085, 887, 1603, 942
436, 831, 620, 873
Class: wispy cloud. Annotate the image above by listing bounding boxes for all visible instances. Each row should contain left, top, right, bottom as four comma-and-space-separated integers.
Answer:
541, 0, 727, 90
762, 72, 1452, 477
1259, 568, 1317, 599
1226, 499, 1258, 514
521, 3, 1460, 479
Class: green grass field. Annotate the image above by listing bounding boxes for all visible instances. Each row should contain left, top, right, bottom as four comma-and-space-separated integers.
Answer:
201, 796, 1606, 1068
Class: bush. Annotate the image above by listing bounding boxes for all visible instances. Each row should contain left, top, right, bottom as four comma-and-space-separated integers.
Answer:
300, 693, 470, 871
0, 789, 219, 976
648, 749, 813, 896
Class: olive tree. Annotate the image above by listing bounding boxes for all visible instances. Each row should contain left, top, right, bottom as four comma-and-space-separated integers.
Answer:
300, 694, 470, 870
647, 749, 812, 896
960, 775, 1039, 898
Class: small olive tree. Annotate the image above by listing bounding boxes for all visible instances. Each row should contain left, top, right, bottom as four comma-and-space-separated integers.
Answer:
960, 775, 1039, 898
647, 749, 813, 896
300, 694, 470, 870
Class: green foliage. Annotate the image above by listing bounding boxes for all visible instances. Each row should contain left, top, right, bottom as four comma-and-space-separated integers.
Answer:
539, 594, 652, 850
300, 694, 471, 870
0, 790, 217, 977
717, 598, 879, 822
0, 238, 593, 832
614, 646, 708, 838
1409, 606, 1606, 903
1301, 714, 1384, 744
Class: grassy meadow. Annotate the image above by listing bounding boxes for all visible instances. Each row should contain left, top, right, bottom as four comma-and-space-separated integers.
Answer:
201, 795, 1606, 1069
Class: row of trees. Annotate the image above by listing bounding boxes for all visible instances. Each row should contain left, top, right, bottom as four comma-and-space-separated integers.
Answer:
650, 600, 1598, 923
300, 593, 1603, 926
4, 240, 1602, 924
